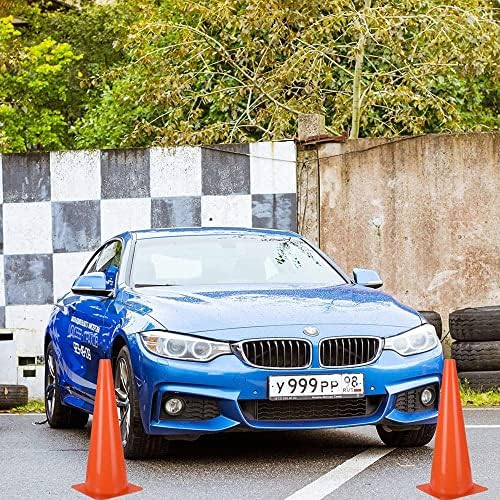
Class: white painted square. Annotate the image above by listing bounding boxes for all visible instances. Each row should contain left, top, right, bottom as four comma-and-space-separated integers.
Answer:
14, 329, 45, 357
150, 146, 202, 197
17, 366, 44, 400
50, 150, 101, 201
201, 195, 252, 227
0, 255, 4, 307
3, 202, 52, 255
250, 141, 296, 194
53, 251, 93, 301
0, 334, 16, 384
5, 304, 54, 334
0, 154, 3, 204
101, 198, 151, 242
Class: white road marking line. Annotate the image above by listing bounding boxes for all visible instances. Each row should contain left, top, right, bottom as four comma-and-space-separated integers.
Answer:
465, 425, 500, 428
284, 447, 395, 500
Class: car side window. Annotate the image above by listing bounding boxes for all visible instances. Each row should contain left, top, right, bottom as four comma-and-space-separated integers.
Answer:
82, 241, 122, 288
95, 241, 122, 273
96, 241, 122, 288
83, 252, 100, 275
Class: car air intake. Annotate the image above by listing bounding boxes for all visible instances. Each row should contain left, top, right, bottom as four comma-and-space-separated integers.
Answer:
240, 397, 383, 421
160, 395, 220, 421
319, 337, 381, 367
394, 384, 439, 412
237, 339, 312, 368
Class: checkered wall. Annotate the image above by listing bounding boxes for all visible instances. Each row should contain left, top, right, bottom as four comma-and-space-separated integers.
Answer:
0, 141, 297, 335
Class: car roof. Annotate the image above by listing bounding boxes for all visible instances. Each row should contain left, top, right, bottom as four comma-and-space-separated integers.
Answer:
115, 227, 301, 241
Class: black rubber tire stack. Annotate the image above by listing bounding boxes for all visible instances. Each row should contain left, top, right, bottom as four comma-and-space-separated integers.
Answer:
0, 385, 28, 410
418, 311, 442, 339
450, 306, 500, 391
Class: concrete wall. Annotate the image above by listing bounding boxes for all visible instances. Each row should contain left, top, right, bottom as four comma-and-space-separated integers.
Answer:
298, 132, 500, 326
0, 141, 296, 397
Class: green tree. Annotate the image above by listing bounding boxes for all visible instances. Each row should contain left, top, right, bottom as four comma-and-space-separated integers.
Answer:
0, 16, 81, 152
1, 0, 498, 152
23, 0, 145, 126
346, 0, 499, 137
0, 0, 146, 152
76, 0, 498, 148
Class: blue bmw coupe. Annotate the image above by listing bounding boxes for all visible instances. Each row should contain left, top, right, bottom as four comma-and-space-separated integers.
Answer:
45, 227, 443, 458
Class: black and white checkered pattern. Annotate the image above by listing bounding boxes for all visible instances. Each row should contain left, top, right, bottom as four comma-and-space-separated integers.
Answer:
0, 141, 297, 334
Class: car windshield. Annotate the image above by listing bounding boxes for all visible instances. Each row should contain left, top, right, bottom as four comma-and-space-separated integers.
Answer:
131, 234, 346, 287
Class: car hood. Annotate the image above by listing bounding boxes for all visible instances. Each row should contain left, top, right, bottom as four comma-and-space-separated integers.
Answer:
124, 284, 422, 341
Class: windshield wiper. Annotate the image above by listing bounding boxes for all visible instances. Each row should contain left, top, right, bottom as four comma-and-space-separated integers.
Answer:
134, 283, 178, 287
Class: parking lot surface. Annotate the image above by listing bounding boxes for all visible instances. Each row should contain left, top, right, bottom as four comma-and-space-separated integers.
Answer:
1, 409, 498, 499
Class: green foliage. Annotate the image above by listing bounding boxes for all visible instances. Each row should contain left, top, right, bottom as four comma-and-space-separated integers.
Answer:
461, 386, 500, 407
7, 399, 45, 414
0, 16, 81, 152
0, 0, 498, 152
76, 0, 500, 148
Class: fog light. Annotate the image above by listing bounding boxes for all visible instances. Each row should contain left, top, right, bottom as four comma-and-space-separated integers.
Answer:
420, 387, 435, 406
164, 397, 185, 415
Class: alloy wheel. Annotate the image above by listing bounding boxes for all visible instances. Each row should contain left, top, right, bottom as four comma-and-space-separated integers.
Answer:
115, 357, 131, 447
45, 351, 56, 420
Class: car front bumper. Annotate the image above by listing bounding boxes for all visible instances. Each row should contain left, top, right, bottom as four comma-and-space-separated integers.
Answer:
128, 335, 443, 436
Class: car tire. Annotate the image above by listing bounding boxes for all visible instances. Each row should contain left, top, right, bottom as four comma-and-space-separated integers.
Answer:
376, 424, 436, 447
419, 311, 442, 339
452, 341, 500, 372
45, 341, 89, 429
458, 370, 500, 391
449, 306, 500, 341
115, 345, 168, 459
0, 385, 28, 410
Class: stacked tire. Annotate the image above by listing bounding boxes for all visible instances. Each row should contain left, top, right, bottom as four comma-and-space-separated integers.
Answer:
450, 306, 500, 391
0, 385, 28, 410
419, 310, 442, 339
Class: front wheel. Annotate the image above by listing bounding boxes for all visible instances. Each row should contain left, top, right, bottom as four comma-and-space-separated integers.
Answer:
45, 341, 89, 429
376, 424, 436, 447
114, 345, 168, 459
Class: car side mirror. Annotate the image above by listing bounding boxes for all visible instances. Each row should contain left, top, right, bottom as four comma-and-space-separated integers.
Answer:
72, 272, 114, 297
352, 268, 383, 289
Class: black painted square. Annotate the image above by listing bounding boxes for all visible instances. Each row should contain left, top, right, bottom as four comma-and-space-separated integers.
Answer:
101, 149, 150, 199
2, 153, 50, 202
52, 201, 101, 253
201, 144, 250, 196
4, 254, 53, 305
252, 193, 297, 231
151, 197, 201, 228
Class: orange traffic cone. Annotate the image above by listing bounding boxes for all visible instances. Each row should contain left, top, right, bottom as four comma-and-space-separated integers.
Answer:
72, 359, 142, 499
417, 359, 487, 499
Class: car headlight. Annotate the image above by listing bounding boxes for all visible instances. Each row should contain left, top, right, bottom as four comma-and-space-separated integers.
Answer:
384, 324, 440, 356
139, 331, 231, 362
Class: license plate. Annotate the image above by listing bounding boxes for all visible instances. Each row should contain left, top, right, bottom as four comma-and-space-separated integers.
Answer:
268, 373, 364, 400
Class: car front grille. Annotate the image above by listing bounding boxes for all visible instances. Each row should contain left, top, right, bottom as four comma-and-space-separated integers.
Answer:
237, 339, 312, 369
319, 337, 381, 367
394, 385, 439, 412
240, 397, 383, 421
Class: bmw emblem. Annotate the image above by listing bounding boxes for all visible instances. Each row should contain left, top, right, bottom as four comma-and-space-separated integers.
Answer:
303, 326, 319, 337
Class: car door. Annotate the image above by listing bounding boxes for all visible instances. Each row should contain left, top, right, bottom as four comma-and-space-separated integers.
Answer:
62, 240, 123, 400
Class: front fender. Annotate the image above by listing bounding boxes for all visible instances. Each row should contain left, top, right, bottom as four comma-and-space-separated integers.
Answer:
109, 305, 165, 431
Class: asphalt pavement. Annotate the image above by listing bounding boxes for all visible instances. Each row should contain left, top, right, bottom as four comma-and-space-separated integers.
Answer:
0, 409, 498, 500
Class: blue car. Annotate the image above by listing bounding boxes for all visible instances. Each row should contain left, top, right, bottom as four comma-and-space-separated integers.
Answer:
45, 227, 443, 458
